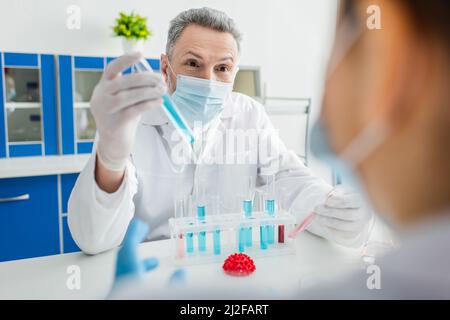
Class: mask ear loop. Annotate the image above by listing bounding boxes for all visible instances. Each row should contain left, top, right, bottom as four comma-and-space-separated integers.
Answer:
326, 14, 365, 78
165, 60, 178, 92
340, 120, 390, 169
166, 60, 177, 77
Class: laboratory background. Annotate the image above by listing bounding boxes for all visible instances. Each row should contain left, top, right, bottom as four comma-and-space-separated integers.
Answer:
0, 0, 405, 301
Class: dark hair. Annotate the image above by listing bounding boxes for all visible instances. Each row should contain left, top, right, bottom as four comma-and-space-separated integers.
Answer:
342, 0, 450, 50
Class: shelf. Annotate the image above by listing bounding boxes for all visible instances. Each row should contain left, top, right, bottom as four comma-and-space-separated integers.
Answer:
4, 102, 41, 110
0, 154, 91, 179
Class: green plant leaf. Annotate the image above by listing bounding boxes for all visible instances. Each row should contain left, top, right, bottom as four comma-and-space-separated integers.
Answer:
112, 11, 152, 40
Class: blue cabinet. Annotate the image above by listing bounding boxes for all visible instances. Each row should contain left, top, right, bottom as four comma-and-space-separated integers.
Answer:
58, 55, 160, 156
0, 52, 160, 159
0, 53, 58, 158
62, 216, 80, 253
59, 56, 105, 155
0, 175, 60, 261
0, 53, 161, 261
0, 173, 84, 261
60, 173, 80, 253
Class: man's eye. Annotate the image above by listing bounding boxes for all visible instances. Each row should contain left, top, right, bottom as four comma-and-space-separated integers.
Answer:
186, 60, 199, 68
216, 65, 231, 72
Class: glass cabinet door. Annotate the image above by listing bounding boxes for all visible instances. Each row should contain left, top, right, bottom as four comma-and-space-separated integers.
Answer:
73, 70, 101, 141
4, 67, 42, 143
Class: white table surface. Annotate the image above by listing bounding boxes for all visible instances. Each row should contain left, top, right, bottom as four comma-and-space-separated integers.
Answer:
0, 231, 366, 300
0, 154, 90, 178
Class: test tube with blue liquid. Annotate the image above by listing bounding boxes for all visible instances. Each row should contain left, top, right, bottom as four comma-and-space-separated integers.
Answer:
209, 195, 222, 255
132, 59, 196, 145
196, 183, 207, 253
240, 176, 255, 251
264, 175, 276, 245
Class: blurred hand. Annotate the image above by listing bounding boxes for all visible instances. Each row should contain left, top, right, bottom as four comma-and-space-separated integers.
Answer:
112, 217, 186, 298
115, 218, 159, 279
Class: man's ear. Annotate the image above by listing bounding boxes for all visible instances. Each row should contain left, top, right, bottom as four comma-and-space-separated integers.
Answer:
160, 53, 168, 82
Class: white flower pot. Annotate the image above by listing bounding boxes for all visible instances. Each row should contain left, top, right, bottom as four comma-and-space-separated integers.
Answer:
121, 38, 145, 54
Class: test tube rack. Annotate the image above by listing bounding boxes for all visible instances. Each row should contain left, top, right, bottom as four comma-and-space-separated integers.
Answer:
169, 211, 296, 265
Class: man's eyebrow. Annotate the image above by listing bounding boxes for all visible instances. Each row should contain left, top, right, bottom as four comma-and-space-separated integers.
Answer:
218, 55, 234, 63
182, 51, 204, 60
181, 51, 235, 63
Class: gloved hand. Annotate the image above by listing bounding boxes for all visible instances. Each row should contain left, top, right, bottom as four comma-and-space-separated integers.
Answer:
91, 52, 166, 171
115, 217, 159, 279
306, 185, 373, 248
114, 217, 186, 287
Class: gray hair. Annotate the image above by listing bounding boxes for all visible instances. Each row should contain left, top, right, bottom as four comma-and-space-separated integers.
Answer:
166, 7, 242, 55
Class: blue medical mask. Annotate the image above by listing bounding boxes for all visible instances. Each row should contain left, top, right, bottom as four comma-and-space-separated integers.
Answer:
167, 64, 233, 125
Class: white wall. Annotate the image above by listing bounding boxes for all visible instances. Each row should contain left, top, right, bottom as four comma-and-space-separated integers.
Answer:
0, 0, 338, 182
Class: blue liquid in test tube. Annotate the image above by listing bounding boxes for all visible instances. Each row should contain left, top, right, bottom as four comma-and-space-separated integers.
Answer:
266, 199, 275, 215
186, 224, 194, 254
243, 200, 253, 247
238, 227, 246, 253
243, 200, 252, 218
213, 230, 221, 255
265, 199, 275, 244
197, 205, 205, 220
197, 205, 206, 252
133, 59, 195, 145
246, 227, 253, 247
198, 232, 206, 252
260, 225, 268, 250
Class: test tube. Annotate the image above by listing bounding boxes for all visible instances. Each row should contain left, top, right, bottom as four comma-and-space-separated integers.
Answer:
177, 195, 194, 254
238, 227, 246, 253
263, 175, 276, 245
196, 183, 207, 253
242, 176, 255, 247
243, 200, 253, 218
174, 195, 194, 257
278, 225, 285, 244
260, 224, 268, 250
277, 186, 288, 245
208, 195, 221, 256
186, 229, 194, 253
174, 196, 186, 258
198, 207, 206, 252
244, 204, 253, 248
133, 59, 195, 145
266, 204, 275, 244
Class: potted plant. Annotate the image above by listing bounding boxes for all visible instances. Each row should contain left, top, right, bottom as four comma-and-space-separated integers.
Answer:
113, 11, 152, 54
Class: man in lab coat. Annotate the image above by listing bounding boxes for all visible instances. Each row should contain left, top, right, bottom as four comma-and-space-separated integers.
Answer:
110, 0, 450, 300
68, 7, 372, 254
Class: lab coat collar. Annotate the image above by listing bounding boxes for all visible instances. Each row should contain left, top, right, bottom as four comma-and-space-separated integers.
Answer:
139, 93, 235, 126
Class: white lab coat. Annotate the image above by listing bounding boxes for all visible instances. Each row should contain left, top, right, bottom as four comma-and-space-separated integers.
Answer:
68, 92, 332, 254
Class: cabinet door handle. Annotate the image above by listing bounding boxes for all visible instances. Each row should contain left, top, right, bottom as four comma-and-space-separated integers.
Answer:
0, 194, 30, 203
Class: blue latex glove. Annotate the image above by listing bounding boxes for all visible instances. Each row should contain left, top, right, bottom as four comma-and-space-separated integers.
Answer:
115, 217, 159, 279
115, 217, 186, 286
